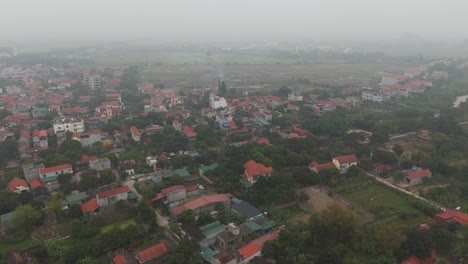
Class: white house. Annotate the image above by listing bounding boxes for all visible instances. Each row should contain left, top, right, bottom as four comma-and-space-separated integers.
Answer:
209, 93, 228, 109
362, 91, 390, 103
332, 155, 359, 173
39, 164, 73, 179
53, 118, 85, 134
96, 186, 129, 207
130, 126, 141, 142
288, 92, 303, 102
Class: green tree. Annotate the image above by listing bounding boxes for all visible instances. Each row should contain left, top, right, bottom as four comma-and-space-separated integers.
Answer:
178, 209, 196, 224
12, 205, 43, 230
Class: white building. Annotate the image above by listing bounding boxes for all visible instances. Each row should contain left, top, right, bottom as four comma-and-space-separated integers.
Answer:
39, 164, 73, 179
53, 118, 85, 134
89, 158, 111, 171
209, 93, 228, 109
362, 91, 390, 103
96, 186, 129, 207
288, 92, 303, 102
83, 72, 101, 90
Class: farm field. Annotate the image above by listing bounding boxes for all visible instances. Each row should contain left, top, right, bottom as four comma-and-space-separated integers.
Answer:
331, 175, 431, 229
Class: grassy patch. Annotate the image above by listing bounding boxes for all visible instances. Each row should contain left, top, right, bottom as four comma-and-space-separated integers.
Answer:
332, 175, 430, 229
0, 236, 38, 255
100, 218, 136, 233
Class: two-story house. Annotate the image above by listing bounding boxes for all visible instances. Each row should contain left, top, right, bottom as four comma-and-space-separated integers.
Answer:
243, 160, 273, 184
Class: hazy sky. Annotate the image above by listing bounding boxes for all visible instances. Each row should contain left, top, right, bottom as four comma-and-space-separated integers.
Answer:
2, 0, 467, 43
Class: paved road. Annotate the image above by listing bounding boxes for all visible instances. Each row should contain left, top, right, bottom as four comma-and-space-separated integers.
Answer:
359, 168, 445, 211
122, 178, 169, 227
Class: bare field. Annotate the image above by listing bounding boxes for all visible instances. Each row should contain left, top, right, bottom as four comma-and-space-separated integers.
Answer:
138, 62, 404, 88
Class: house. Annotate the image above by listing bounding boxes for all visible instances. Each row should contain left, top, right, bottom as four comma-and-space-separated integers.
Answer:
286, 103, 300, 112
211, 252, 237, 264
29, 178, 44, 190
216, 222, 254, 249
380, 75, 406, 86
170, 193, 233, 217
152, 185, 201, 204
432, 209, 468, 225
130, 126, 141, 142
417, 130, 431, 141
243, 160, 273, 184
81, 198, 100, 214
89, 158, 111, 171
39, 164, 73, 179
32, 129, 48, 148
96, 186, 130, 207
145, 156, 157, 167
22, 163, 45, 182
309, 161, 337, 174
53, 118, 85, 134
332, 155, 359, 173
172, 119, 182, 132
288, 92, 303, 102
210, 93, 228, 109
405, 169, 432, 186
181, 221, 227, 248
362, 91, 390, 103
373, 163, 394, 175
120, 160, 137, 176
18, 130, 30, 145
73, 129, 102, 147
135, 242, 168, 263
231, 199, 263, 220
106, 93, 122, 103
113, 255, 131, 264
144, 125, 164, 135
256, 138, 271, 145
401, 250, 436, 264
182, 126, 197, 139
7, 178, 29, 193
315, 101, 337, 112
236, 229, 280, 263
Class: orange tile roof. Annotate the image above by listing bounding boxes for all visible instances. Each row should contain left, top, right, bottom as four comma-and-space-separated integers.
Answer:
136, 242, 167, 263
39, 164, 72, 174
7, 178, 28, 191
113, 255, 128, 264
81, 198, 99, 213
244, 160, 273, 176
333, 154, 358, 164
29, 178, 44, 189
97, 186, 129, 199
237, 243, 260, 259
407, 169, 432, 180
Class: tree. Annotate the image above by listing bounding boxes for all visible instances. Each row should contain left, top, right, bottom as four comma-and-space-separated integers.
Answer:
46, 193, 65, 216
12, 205, 43, 231
178, 209, 196, 224
0, 190, 19, 214
57, 173, 72, 185
44, 153, 69, 167
166, 239, 203, 264
80, 172, 100, 191
373, 223, 406, 256
393, 144, 404, 156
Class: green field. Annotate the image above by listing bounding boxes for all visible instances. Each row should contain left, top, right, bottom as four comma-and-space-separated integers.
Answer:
0, 236, 38, 255
332, 175, 430, 229
100, 219, 136, 233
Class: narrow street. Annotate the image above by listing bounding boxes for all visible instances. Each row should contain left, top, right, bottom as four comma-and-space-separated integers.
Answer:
122, 177, 170, 227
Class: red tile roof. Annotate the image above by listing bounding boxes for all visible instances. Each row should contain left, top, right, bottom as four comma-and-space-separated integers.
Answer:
436, 209, 468, 225
97, 186, 129, 199
7, 178, 28, 192
309, 161, 336, 173
136, 242, 168, 263
19, 130, 30, 139
237, 243, 260, 259
185, 185, 198, 192
170, 193, 233, 217
161, 185, 185, 194
29, 178, 44, 189
244, 160, 273, 177
257, 138, 270, 145
407, 169, 432, 180
39, 164, 72, 174
113, 255, 128, 264
333, 154, 358, 164
81, 198, 99, 213
130, 126, 140, 137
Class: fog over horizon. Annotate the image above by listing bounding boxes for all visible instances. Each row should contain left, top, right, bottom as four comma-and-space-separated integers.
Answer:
2, 0, 468, 45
